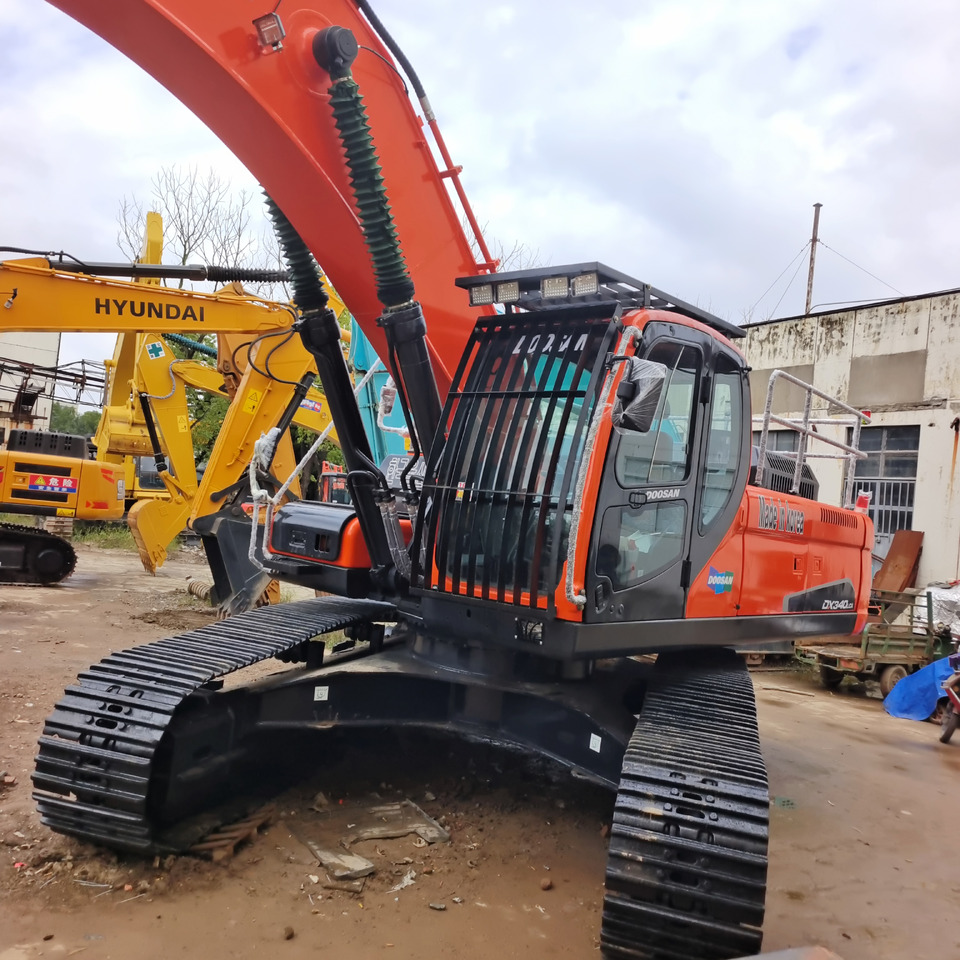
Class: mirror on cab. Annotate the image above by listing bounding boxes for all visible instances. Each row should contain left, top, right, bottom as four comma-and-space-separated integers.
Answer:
611, 357, 667, 433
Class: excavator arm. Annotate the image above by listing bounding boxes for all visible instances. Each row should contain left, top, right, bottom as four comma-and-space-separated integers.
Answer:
118, 333, 341, 576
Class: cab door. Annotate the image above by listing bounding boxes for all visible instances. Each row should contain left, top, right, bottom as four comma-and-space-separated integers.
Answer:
685, 348, 751, 617
585, 323, 712, 623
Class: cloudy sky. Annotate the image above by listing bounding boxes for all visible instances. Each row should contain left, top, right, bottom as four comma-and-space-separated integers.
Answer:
3, 0, 959, 374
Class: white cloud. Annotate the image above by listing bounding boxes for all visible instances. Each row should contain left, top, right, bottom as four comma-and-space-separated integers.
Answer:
2, 0, 960, 369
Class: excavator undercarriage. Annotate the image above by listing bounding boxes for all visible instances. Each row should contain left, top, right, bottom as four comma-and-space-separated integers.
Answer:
0, 521, 77, 585
33, 598, 767, 960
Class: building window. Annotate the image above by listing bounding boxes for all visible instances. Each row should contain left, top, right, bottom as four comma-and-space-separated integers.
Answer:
751, 429, 799, 453
848, 425, 919, 536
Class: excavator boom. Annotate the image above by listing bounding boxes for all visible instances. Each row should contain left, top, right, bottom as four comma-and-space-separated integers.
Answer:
1, 258, 294, 335
46, 0, 490, 394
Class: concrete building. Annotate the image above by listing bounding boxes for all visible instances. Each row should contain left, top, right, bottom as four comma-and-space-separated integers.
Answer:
0, 332, 61, 435
743, 289, 960, 587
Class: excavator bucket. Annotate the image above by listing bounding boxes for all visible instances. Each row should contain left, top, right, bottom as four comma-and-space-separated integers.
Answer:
194, 512, 273, 617
128, 497, 192, 574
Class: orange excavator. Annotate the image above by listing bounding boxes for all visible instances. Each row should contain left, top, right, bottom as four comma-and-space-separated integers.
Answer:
32, 4, 874, 958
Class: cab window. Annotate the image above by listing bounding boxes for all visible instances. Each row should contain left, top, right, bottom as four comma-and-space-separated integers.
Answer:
615, 342, 699, 487
700, 355, 742, 529
596, 502, 687, 590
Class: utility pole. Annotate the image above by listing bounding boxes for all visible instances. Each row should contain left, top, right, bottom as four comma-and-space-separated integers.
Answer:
804, 202, 822, 315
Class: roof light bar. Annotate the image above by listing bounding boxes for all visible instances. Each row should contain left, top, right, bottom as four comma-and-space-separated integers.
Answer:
468, 283, 494, 307
571, 272, 599, 297
454, 262, 746, 339
541, 276, 569, 299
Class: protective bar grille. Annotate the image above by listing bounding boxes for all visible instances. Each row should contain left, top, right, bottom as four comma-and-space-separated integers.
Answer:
413, 309, 619, 610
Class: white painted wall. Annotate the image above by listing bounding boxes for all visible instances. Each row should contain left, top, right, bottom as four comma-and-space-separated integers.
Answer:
743, 290, 960, 586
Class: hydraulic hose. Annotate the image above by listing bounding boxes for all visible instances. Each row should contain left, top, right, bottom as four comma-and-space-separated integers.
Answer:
38, 260, 290, 284
351, 0, 494, 267
138, 392, 168, 474
263, 196, 332, 315
264, 194, 397, 581
326, 78, 414, 308
162, 333, 217, 358
313, 27, 413, 309
313, 29, 442, 448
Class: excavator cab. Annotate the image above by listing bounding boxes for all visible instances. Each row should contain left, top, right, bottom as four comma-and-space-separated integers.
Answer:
584, 327, 748, 629
411, 264, 753, 659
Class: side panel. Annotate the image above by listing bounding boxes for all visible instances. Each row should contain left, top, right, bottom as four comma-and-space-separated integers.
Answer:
683, 499, 746, 619
0, 452, 124, 520
688, 487, 872, 633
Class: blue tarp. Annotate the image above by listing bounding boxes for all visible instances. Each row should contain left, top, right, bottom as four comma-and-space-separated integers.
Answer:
883, 656, 955, 721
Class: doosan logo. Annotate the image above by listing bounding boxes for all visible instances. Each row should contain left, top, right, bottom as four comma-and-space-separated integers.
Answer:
707, 566, 734, 594
646, 488, 681, 501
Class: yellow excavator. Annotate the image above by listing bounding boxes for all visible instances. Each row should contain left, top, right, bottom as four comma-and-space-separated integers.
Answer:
0, 217, 348, 595
0, 428, 125, 583
95, 211, 345, 577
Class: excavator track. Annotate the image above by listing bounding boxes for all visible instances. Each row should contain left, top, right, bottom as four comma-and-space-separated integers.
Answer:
0, 522, 77, 585
32, 596, 395, 853
602, 649, 769, 960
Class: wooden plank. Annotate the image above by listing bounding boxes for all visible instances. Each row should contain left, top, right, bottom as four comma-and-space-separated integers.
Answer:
188, 805, 275, 862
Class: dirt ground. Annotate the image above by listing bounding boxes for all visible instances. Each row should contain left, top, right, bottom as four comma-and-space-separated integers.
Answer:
0, 544, 956, 960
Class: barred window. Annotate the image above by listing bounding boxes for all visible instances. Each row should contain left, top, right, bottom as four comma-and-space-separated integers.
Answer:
847, 425, 919, 535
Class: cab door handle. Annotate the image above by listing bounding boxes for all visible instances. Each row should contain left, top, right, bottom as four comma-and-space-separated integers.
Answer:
595, 581, 610, 612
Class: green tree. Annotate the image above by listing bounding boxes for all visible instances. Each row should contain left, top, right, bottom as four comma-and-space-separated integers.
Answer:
154, 335, 225, 465
188, 390, 230, 466
50, 402, 100, 436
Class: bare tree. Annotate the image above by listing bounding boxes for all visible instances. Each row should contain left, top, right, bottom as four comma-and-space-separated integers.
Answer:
462, 217, 544, 273
116, 194, 149, 263
493, 236, 543, 272
117, 165, 264, 288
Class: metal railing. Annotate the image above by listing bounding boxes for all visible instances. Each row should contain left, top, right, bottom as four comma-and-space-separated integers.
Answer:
852, 477, 915, 535
753, 369, 869, 508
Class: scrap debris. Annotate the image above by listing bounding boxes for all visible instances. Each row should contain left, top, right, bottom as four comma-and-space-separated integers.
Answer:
389, 869, 416, 892
322, 877, 366, 894
284, 796, 452, 895
342, 800, 450, 847
285, 822, 376, 880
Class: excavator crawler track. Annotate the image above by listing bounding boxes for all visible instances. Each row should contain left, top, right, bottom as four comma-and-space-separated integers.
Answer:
0, 522, 77, 585
602, 649, 768, 960
32, 596, 395, 853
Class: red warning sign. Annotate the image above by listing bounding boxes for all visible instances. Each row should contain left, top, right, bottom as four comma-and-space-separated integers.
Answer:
28, 474, 78, 493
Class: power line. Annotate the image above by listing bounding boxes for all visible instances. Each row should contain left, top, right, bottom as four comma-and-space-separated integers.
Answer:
748, 242, 811, 315
767, 252, 810, 319
818, 240, 904, 297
